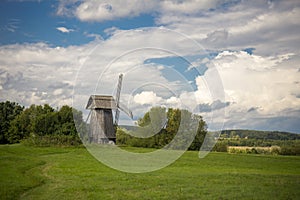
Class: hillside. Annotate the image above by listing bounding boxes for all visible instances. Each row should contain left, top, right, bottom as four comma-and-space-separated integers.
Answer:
121, 125, 300, 140
220, 129, 300, 140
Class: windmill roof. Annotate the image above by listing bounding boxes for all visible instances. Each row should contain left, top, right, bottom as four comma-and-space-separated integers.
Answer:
86, 95, 117, 109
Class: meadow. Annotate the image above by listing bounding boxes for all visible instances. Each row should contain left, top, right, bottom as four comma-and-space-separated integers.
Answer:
0, 144, 299, 200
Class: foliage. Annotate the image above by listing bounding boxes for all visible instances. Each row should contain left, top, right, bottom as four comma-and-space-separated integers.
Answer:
225, 144, 300, 156
117, 106, 207, 150
212, 141, 228, 152
0, 101, 24, 144
22, 134, 82, 147
0, 101, 85, 145
1, 145, 300, 199
215, 131, 300, 155
279, 144, 300, 156
221, 129, 300, 140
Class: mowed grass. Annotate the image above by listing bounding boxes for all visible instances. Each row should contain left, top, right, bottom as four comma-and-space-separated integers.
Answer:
0, 144, 299, 200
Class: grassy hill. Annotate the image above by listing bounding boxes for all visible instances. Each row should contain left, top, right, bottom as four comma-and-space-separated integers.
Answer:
1, 144, 299, 199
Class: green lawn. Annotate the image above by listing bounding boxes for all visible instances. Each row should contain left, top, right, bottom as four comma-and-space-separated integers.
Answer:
0, 144, 299, 199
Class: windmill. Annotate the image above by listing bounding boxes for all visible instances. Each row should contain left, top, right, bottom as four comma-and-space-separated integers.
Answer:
85, 74, 133, 144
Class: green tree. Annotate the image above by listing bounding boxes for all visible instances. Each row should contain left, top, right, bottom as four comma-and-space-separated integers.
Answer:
56, 105, 77, 135
189, 114, 207, 150
0, 101, 24, 144
119, 107, 207, 150
166, 108, 181, 136
7, 107, 32, 143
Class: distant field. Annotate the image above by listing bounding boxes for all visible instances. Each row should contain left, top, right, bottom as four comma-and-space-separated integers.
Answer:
0, 145, 299, 199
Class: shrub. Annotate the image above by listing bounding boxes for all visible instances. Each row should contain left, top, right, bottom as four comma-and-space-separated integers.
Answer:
270, 146, 281, 155
279, 146, 300, 155
213, 142, 228, 152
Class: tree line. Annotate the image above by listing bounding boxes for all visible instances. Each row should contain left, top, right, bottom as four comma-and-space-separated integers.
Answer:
0, 101, 84, 146
0, 101, 207, 149
220, 129, 300, 140
213, 130, 300, 155
1, 100, 298, 155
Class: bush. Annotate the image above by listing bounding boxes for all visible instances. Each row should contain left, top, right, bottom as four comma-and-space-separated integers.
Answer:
270, 146, 281, 155
213, 142, 228, 152
279, 146, 300, 156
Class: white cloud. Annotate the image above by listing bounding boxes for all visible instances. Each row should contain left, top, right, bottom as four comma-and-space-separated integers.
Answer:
157, 0, 300, 56
74, 0, 157, 22
166, 96, 179, 104
56, 0, 300, 57
209, 50, 300, 130
53, 88, 63, 96
0, 28, 204, 116
133, 91, 162, 105
56, 26, 74, 33
159, 0, 221, 14
0, 42, 95, 107
56, 0, 223, 22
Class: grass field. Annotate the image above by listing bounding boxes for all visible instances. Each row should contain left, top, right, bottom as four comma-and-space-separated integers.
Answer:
0, 144, 299, 199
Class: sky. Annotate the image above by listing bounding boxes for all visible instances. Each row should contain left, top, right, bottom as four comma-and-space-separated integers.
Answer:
0, 0, 300, 133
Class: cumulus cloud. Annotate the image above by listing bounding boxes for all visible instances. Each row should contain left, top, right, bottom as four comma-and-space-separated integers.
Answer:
209, 50, 300, 131
0, 42, 94, 107
56, 0, 223, 22
157, 0, 300, 56
0, 27, 205, 119
159, 0, 221, 14
56, 0, 300, 57
133, 91, 162, 105
73, 0, 157, 22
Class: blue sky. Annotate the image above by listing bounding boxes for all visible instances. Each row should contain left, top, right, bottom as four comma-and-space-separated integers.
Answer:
0, 1, 155, 46
1, 0, 300, 133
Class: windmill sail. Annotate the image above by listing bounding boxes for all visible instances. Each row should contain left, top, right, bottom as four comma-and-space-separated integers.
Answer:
119, 102, 133, 119
114, 74, 123, 126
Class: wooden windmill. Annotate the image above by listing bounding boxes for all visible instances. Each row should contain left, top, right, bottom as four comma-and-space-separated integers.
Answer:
86, 74, 133, 144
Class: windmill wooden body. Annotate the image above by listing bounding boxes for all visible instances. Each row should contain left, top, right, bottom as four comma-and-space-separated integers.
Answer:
86, 74, 133, 144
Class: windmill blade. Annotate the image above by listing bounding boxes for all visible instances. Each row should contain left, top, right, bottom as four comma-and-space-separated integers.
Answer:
115, 108, 120, 126
119, 102, 133, 119
85, 110, 92, 124
114, 74, 123, 126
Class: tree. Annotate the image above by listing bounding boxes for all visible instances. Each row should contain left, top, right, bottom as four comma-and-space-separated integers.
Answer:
0, 101, 24, 144
166, 108, 181, 138
6, 103, 85, 143
7, 104, 41, 143
189, 114, 207, 150
136, 107, 167, 138
119, 106, 207, 150
56, 105, 77, 135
